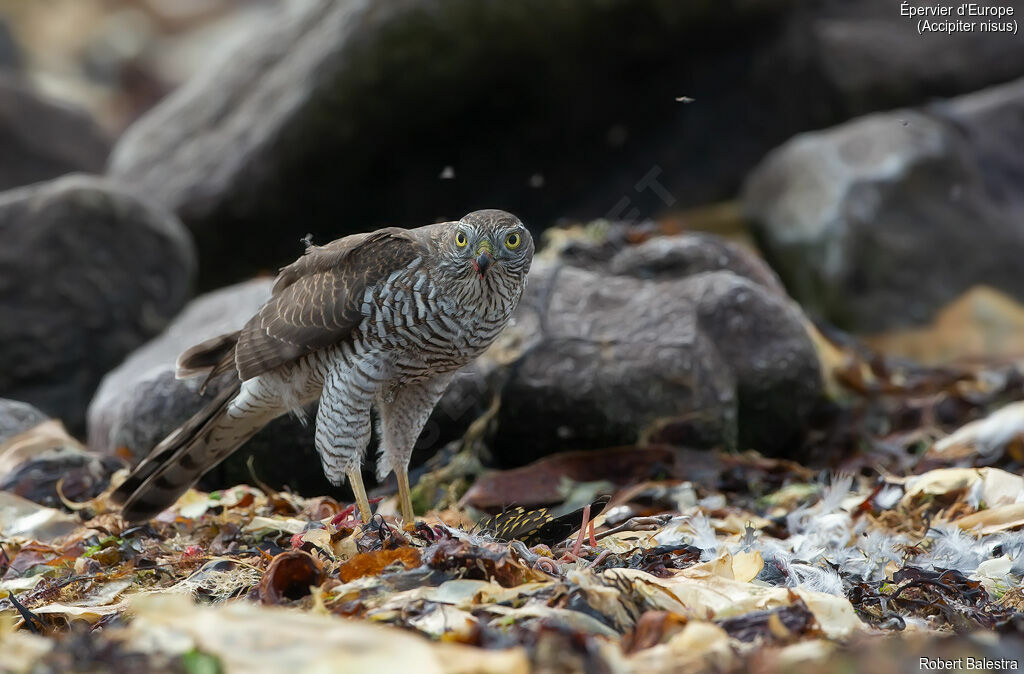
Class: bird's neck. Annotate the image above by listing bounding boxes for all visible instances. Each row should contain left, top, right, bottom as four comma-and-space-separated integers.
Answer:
448, 270, 521, 317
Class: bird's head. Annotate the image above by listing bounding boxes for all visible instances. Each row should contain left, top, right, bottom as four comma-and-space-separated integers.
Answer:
444, 209, 534, 285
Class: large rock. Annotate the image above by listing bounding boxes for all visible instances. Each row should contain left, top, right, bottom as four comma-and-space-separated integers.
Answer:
0, 175, 196, 432
87, 279, 484, 495
743, 77, 1024, 332
105, 0, 786, 288
933, 77, 1024, 216
484, 232, 823, 465
555, 227, 787, 296
109, 0, 1024, 290
0, 74, 110, 191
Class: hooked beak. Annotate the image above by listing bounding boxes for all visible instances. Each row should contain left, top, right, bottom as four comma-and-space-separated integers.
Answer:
473, 241, 494, 278
473, 251, 493, 277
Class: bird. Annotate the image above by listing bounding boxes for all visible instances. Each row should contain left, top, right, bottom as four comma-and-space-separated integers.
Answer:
112, 209, 534, 524
476, 495, 611, 547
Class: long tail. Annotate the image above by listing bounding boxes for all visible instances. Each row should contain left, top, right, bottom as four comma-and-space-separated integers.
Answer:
113, 380, 247, 523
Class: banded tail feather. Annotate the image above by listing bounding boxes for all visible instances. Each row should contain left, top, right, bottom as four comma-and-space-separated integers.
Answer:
475, 495, 611, 547
112, 381, 244, 523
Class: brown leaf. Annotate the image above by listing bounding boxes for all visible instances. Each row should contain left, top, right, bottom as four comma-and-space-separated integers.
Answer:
336, 548, 420, 583
955, 503, 1024, 534
298, 496, 344, 521
426, 538, 541, 588
620, 610, 687, 653
462, 445, 691, 509
258, 550, 324, 604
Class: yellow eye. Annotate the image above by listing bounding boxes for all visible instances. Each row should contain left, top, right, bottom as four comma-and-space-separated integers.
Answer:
455, 232, 468, 247
505, 232, 521, 249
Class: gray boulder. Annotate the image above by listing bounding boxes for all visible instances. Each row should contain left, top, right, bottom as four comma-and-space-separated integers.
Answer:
556, 226, 787, 296
484, 233, 822, 465
109, 0, 1024, 290
743, 77, 1024, 332
107, 0, 800, 288
932, 77, 1024, 216
0, 74, 109, 191
0, 175, 196, 432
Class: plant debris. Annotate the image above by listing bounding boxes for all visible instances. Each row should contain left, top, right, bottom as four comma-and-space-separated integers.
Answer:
4, 353, 1024, 672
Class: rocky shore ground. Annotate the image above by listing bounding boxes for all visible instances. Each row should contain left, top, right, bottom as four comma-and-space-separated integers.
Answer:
2, 1, 1024, 671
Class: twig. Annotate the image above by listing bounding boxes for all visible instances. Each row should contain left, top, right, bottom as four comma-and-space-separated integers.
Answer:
7, 591, 42, 634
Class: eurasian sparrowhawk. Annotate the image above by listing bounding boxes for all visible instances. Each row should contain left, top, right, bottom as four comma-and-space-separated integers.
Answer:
114, 209, 534, 523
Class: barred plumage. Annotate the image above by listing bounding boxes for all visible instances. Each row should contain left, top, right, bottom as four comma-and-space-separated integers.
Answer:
114, 210, 534, 523
476, 496, 612, 547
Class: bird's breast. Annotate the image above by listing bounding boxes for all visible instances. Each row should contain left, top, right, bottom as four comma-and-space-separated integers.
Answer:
358, 268, 522, 373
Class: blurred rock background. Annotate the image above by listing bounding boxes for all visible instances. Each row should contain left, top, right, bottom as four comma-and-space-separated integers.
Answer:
2, 0, 1024, 498
0, 0, 281, 133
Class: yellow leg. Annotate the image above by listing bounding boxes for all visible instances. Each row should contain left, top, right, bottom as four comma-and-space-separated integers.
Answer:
347, 468, 373, 523
396, 468, 415, 524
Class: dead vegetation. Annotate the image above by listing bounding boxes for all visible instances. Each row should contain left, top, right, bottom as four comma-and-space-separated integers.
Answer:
3, 341, 1024, 673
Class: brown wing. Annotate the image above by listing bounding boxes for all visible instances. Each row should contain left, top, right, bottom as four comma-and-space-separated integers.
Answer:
233, 227, 425, 381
